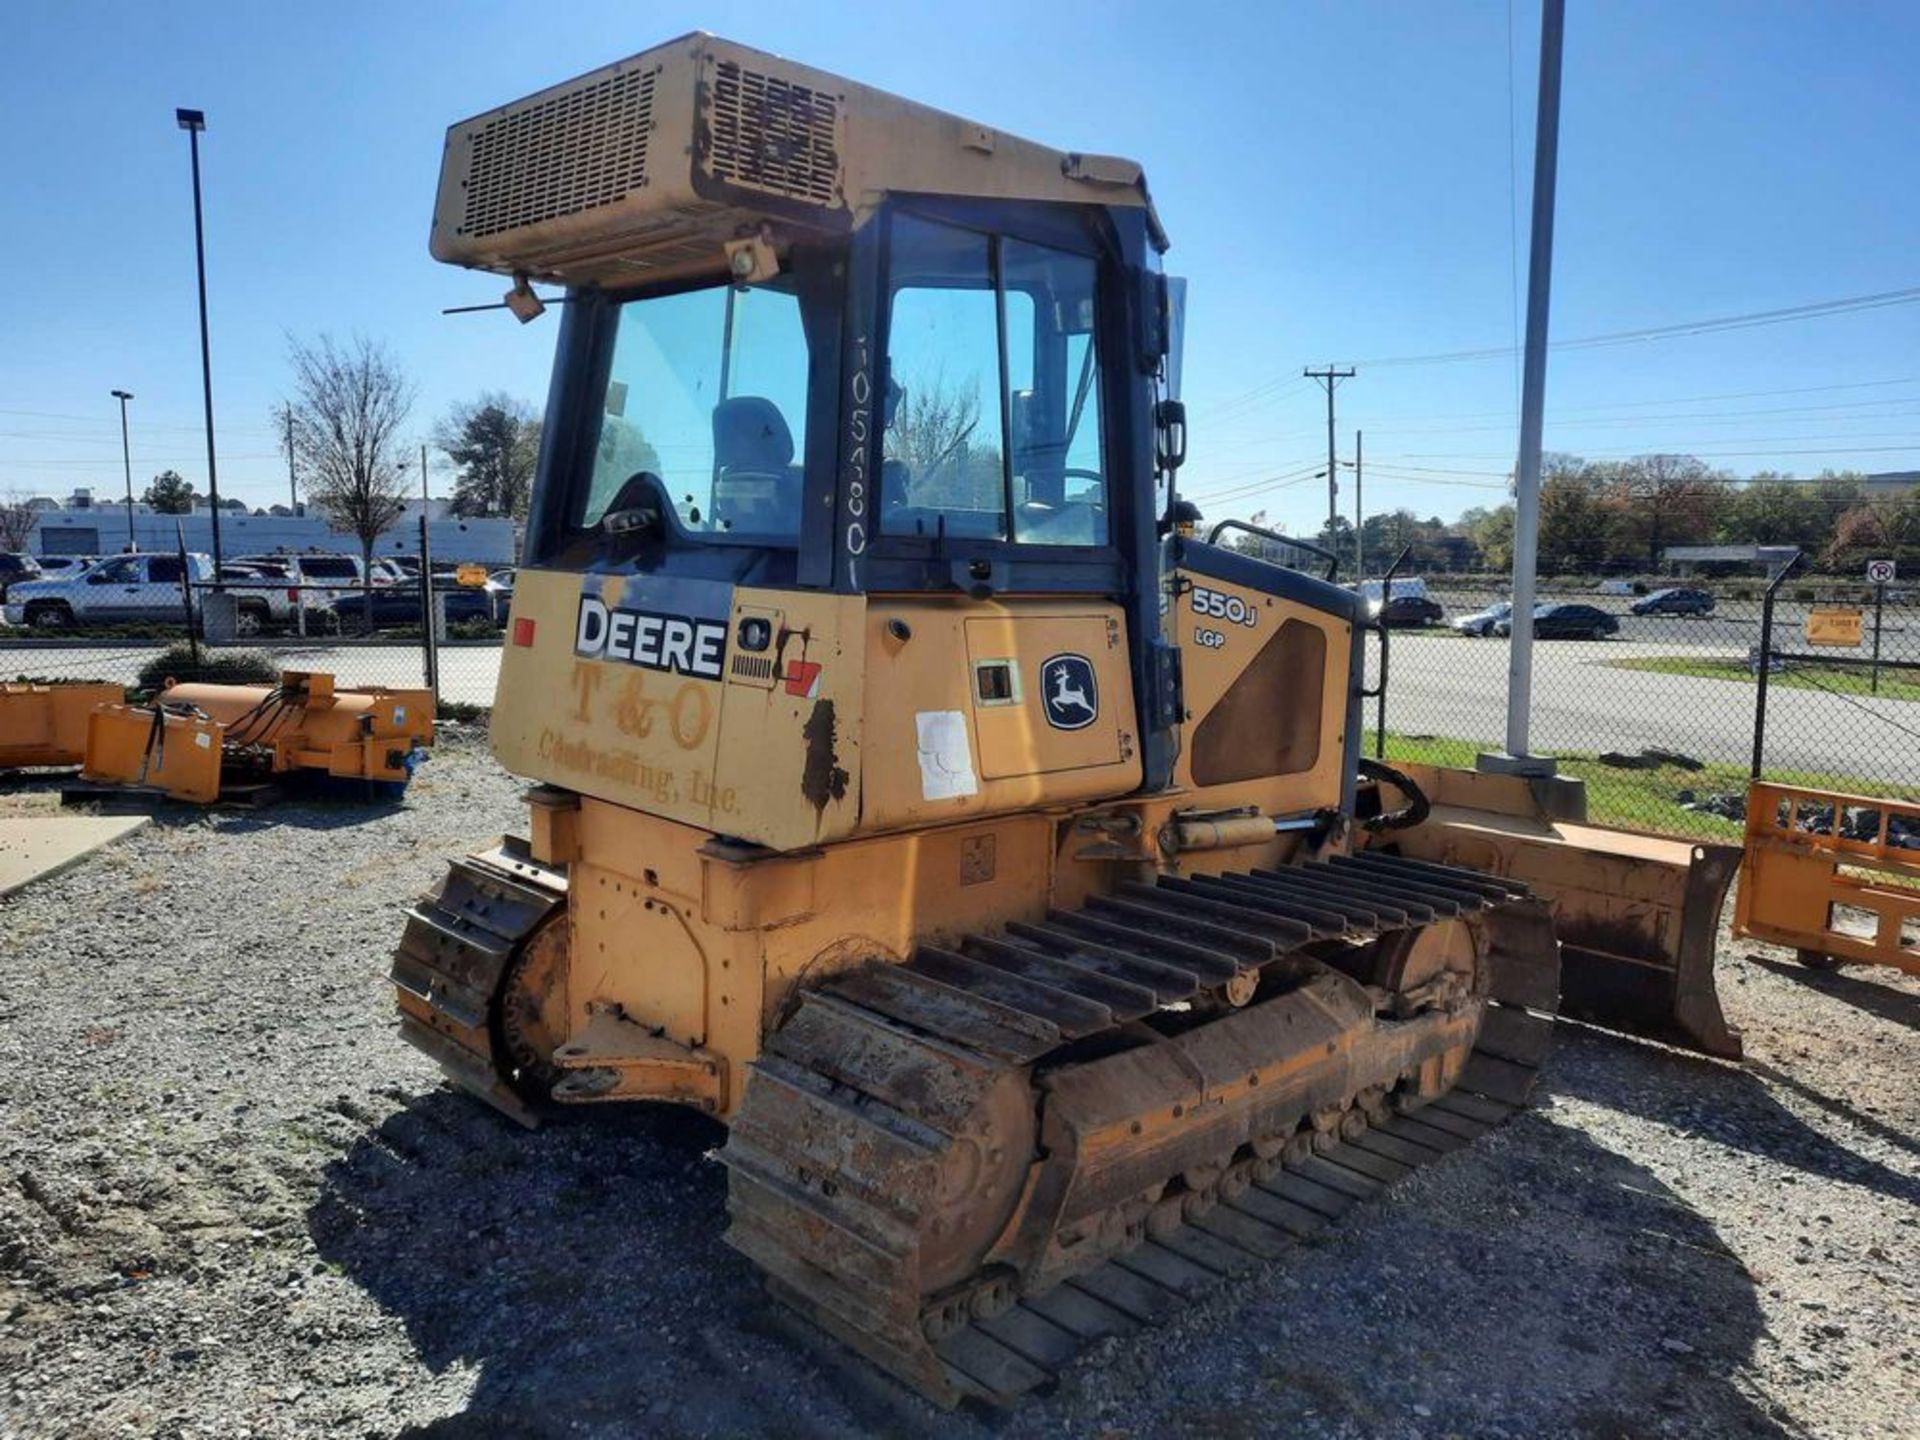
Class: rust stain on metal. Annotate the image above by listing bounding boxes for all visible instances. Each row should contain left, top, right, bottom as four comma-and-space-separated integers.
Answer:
1554, 914, 1671, 965
801, 699, 849, 818
773, 624, 813, 674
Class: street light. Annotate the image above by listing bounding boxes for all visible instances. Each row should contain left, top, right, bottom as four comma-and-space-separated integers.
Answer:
110, 390, 136, 551
176, 106, 224, 580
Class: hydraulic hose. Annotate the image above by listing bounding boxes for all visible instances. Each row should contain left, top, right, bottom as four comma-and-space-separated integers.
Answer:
1357, 756, 1431, 833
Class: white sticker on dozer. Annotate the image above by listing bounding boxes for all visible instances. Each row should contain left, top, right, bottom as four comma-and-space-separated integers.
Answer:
915, 710, 978, 801
194, 732, 211, 749
393, 706, 406, 724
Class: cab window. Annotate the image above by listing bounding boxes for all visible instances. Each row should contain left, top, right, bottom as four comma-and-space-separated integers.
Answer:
578, 280, 811, 540
881, 216, 1106, 547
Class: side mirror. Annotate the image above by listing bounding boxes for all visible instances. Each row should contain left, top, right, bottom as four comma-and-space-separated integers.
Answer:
1134, 270, 1169, 373
600, 471, 670, 542
1155, 399, 1187, 474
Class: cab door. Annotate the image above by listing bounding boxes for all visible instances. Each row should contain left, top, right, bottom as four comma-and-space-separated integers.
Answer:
852, 210, 1143, 835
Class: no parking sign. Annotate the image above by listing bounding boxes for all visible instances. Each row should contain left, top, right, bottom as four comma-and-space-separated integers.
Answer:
1866, 558, 1896, 585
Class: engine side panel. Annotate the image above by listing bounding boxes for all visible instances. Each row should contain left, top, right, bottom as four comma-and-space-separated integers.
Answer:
492, 567, 865, 851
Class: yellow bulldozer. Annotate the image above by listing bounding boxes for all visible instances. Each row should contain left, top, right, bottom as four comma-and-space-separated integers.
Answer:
390, 33, 1737, 1406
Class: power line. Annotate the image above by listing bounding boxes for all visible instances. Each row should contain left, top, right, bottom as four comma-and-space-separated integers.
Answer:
1525, 374, 1920, 414
1202, 291, 1920, 420
1219, 374, 1920, 435
1185, 462, 1329, 505
1356, 284, 1920, 370
1188, 375, 1315, 424
1385, 437, 1920, 461
1350, 398, 1920, 439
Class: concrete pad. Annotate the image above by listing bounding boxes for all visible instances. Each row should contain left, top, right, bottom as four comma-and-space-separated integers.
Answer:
0, 815, 149, 898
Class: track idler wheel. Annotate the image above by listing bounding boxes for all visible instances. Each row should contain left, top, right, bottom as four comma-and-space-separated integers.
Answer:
495, 914, 570, 1104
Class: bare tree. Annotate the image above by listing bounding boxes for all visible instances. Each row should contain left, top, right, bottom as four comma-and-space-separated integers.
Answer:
0, 493, 38, 553
282, 335, 414, 628
884, 370, 1002, 518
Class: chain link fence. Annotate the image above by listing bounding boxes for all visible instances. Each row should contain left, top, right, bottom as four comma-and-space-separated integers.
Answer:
1363, 571, 1920, 839
1, 565, 505, 718
11, 544, 1915, 843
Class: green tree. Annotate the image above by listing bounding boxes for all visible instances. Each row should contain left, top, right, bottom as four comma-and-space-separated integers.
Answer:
1717, 475, 1816, 546
435, 392, 541, 519
1462, 505, 1514, 572
1536, 469, 1617, 574
143, 469, 195, 514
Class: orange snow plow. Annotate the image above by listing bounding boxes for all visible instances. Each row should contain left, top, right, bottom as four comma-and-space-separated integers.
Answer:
80, 671, 433, 805
0, 682, 125, 769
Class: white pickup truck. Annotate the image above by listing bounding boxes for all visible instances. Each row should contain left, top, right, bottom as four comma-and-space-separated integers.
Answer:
3, 552, 214, 629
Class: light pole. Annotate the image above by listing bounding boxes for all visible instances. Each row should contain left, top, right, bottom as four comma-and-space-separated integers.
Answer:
111, 389, 135, 552
176, 106, 224, 579
1479, 0, 1566, 780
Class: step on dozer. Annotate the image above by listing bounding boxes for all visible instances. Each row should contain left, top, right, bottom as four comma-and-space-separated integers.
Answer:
389, 33, 1740, 1407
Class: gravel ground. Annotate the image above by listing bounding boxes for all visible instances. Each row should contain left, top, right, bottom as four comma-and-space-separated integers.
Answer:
1, 737, 1915, 1439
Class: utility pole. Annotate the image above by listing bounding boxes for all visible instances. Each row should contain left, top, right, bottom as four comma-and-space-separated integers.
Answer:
1479, 0, 1566, 780
420, 442, 430, 503
1304, 365, 1354, 539
111, 390, 135, 552
1353, 429, 1364, 580
284, 409, 298, 511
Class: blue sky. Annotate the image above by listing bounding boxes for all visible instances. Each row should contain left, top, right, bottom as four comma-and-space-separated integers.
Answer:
5, 0, 1916, 534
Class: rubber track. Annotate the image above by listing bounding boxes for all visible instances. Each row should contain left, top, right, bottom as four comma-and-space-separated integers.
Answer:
726, 850, 1558, 1407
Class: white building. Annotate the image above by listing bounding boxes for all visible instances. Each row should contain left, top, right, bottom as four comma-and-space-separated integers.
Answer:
25, 491, 516, 566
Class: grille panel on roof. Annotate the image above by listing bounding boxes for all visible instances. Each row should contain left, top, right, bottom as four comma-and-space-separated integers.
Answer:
459, 65, 659, 239
704, 60, 841, 206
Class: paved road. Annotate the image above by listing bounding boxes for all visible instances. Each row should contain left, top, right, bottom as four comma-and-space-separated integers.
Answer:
1370, 630, 1920, 784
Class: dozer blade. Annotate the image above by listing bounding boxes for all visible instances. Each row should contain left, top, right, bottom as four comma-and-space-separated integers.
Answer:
720, 852, 1560, 1408
389, 837, 567, 1126
1374, 763, 1742, 1059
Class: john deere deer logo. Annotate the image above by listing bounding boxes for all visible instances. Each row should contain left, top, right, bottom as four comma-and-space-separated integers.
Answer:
1040, 654, 1098, 731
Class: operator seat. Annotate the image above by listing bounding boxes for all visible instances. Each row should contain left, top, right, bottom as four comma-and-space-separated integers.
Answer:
711, 396, 802, 534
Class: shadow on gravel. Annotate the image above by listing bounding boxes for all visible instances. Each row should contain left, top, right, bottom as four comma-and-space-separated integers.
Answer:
1187, 1117, 1791, 1440
1543, 1024, 1920, 1206
308, 1085, 894, 1439
308, 1066, 1798, 1440
1746, 954, 1919, 1034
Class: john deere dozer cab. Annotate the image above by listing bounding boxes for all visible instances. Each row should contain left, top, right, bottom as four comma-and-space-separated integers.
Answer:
392, 33, 1735, 1405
